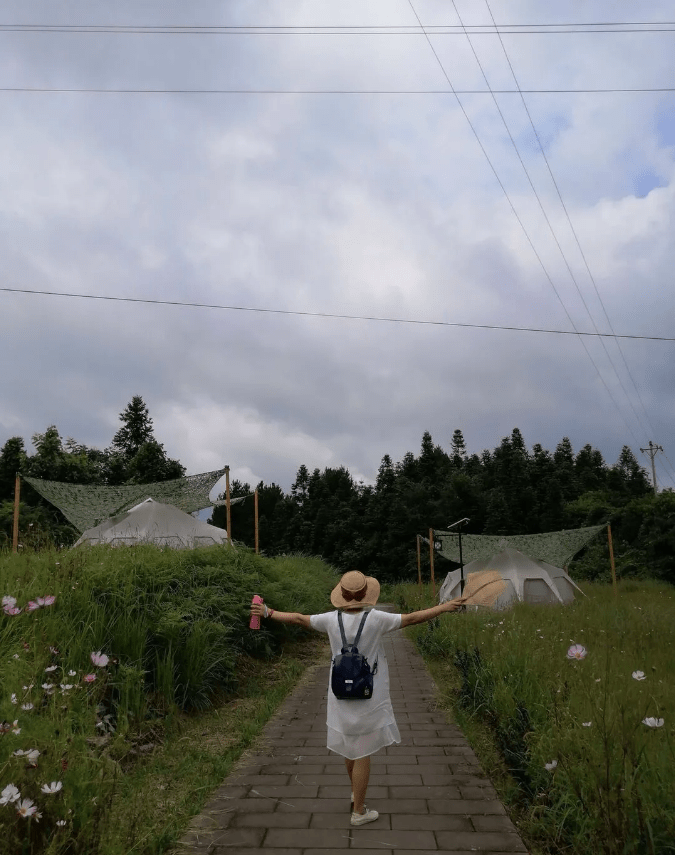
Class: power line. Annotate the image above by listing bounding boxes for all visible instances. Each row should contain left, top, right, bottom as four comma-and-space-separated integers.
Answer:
3, 23, 675, 34
446, 0, 646, 449
481, 0, 659, 448
2, 288, 674, 341
2, 86, 675, 95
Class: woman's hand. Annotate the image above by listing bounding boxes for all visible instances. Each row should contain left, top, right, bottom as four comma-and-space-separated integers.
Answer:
250, 601, 266, 618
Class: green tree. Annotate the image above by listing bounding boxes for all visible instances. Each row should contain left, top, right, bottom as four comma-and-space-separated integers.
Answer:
0, 437, 28, 502
450, 429, 467, 468
111, 396, 155, 459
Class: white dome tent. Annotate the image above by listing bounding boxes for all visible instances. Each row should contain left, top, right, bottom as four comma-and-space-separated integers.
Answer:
438, 546, 585, 609
73, 498, 229, 549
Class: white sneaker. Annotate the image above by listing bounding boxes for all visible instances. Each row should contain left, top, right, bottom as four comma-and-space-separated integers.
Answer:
351, 806, 379, 826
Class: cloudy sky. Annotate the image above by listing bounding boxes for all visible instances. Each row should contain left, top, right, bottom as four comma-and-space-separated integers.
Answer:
2, 0, 675, 500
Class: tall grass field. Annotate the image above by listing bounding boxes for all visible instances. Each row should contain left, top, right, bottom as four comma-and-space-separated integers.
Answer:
395, 579, 675, 855
0, 544, 337, 854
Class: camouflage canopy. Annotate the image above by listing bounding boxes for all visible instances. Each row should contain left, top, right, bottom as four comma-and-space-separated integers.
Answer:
432, 525, 605, 569
23, 468, 229, 534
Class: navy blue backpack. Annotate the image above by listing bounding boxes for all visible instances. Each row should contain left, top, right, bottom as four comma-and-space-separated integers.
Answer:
331, 611, 378, 700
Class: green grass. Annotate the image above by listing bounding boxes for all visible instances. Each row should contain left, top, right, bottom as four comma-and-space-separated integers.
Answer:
0, 544, 338, 854
395, 579, 675, 855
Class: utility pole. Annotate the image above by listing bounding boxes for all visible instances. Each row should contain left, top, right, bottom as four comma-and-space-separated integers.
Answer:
640, 441, 663, 496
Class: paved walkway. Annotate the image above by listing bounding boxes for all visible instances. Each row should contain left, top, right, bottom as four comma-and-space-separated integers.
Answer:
175, 611, 529, 854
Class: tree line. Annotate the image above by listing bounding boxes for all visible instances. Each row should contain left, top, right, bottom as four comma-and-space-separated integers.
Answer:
0, 396, 183, 545
211, 428, 674, 585
1, 402, 673, 584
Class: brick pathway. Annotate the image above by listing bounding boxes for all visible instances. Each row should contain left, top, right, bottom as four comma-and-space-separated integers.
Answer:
174, 609, 529, 854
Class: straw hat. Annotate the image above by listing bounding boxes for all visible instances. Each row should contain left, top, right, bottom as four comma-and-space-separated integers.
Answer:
331, 570, 380, 609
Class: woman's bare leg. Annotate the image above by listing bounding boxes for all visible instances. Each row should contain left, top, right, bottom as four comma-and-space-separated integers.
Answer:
351, 756, 370, 813
345, 758, 354, 797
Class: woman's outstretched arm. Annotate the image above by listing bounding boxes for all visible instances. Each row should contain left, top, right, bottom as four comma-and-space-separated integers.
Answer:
250, 600, 313, 629
400, 598, 465, 628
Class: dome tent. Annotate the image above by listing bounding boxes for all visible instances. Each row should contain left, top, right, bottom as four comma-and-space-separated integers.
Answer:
438, 546, 585, 609
73, 498, 228, 549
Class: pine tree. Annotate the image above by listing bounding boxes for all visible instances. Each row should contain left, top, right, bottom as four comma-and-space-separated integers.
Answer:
111, 396, 155, 459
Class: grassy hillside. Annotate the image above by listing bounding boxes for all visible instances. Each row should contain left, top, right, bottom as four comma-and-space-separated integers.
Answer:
396, 579, 675, 855
0, 544, 337, 854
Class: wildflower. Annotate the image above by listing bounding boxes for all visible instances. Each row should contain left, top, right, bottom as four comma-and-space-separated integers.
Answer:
21, 703, 34, 711
0, 784, 21, 805
26, 602, 40, 612
567, 644, 587, 660
13, 748, 40, 765
68, 670, 77, 676
632, 671, 646, 681
3, 605, 21, 616
12, 720, 21, 735
16, 798, 41, 821
60, 684, 74, 692
13, 654, 20, 659
42, 684, 56, 695
545, 760, 558, 771
643, 717, 665, 728
83, 674, 96, 683
56, 819, 67, 826
40, 781, 63, 795
45, 665, 58, 672
50, 646, 59, 655
37, 596, 56, 607
10, 693, 17, 704
2, 595, 17, 608
91, 651, 109, 668
582, 721, 592, 727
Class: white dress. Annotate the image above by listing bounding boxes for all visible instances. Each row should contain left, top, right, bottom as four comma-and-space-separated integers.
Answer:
310, 608, 402, 760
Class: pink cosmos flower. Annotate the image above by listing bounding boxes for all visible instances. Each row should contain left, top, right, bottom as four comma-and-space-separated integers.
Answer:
37, 596, 56, 607
26, 602, 40, 613
567, 644, 587, 660
83, 674, 96, 683
3, 605, 21, 616
90, 651, 109, 668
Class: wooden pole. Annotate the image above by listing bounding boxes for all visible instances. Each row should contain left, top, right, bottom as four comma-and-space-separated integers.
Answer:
225, 466, 232, 546
429, 528, 435, 600
254, 488, 259, 554
416, 534, 422, 591
608, 523, 617, 600
12, 474, 20, 553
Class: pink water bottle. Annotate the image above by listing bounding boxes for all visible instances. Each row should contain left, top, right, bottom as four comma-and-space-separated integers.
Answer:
249, 594, 263, 629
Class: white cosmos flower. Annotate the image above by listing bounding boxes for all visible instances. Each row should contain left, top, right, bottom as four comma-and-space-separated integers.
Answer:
45, 665, 58, 673
13, 748, 40, 764
643, 717, 665, 728
56, 819, 67, 826
2, 595, 17, 608
60, 684, 74, 692
632, 671, 646, 681
545, 760, 558, 771
40, 781, 63, 795
10, 693, 17, 704
582, 722, 592, 727
68, 670, 77, 676
11, 720, 20, 735
20, 703, 34, 711
90, 651, 109, 668
16, 798, 41, 820
0, 784, 21, 805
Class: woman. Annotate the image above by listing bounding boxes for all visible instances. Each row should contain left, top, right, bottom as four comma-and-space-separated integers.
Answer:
250, 570, 464, 826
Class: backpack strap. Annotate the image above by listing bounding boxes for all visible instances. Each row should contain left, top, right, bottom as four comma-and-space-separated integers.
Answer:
337, 610, 369, 649
352, 610, 369, 648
